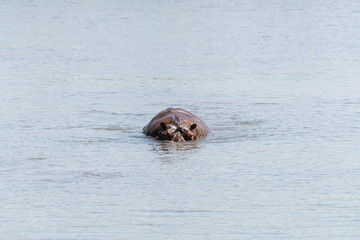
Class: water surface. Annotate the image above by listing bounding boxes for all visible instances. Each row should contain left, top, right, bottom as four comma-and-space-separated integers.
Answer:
1, 0, 360, 239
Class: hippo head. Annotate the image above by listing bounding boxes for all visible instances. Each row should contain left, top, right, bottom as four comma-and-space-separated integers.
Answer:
157, 121, 197, 142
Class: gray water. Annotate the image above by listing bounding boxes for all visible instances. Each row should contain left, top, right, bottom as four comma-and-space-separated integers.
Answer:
1, 0, 360, 239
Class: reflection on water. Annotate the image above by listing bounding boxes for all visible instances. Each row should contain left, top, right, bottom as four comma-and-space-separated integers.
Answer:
151, 141, 201, 163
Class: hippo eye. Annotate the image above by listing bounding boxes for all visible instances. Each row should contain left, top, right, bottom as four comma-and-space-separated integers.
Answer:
182, 131, 193, 141
190, 131, 197, 140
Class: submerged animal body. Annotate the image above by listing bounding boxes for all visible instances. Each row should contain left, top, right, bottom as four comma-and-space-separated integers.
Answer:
143, 108, 210, 142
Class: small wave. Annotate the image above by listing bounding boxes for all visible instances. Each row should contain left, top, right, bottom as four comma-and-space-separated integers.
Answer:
253, 102, 279, 105
82, 171, 123, 179
28, 157, 46, 161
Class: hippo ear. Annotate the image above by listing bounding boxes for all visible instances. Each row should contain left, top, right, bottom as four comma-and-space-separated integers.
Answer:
160, 122, 167, 130
190, 123, 197, 130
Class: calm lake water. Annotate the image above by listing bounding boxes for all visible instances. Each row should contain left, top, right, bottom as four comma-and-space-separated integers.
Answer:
1, 0, 360, 239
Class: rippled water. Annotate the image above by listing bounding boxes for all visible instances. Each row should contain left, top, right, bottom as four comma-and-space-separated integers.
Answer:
1, 0, 360, 239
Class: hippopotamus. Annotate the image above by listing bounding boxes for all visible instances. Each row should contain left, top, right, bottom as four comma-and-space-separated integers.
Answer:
143, 108, 210, 142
